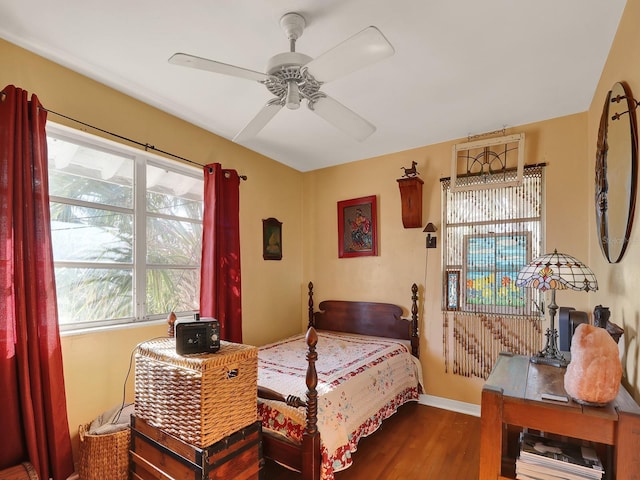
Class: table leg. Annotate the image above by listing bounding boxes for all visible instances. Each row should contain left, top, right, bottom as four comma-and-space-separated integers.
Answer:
480, 386, 504, 480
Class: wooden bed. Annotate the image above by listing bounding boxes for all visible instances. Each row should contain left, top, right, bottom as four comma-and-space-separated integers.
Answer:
257, 282, 420, 480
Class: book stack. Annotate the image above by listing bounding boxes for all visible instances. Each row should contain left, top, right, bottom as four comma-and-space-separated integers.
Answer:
516, 432, 604, 480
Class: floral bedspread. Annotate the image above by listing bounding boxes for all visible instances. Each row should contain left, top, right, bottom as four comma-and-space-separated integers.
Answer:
258, 331, 422, 480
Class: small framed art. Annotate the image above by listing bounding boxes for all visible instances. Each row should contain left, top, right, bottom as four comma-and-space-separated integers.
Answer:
337, 195, 378, 258
445, 270, 460, 310
262, 217, 282, 260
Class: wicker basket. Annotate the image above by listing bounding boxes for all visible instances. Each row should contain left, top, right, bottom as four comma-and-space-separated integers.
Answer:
134, 338, 258, 447
0, 462, 38, 480
77, 423, 130, 480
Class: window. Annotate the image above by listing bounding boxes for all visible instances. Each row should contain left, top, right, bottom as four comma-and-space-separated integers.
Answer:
47, 124, 203, 330
441, 164, 545, 316
463, 232, 529, 311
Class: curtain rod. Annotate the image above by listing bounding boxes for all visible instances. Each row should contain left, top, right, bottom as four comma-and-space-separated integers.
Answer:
43, 107, 247, 180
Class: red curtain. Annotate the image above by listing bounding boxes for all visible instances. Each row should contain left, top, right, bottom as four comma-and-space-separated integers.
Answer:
200, 163, 243, 343
0, 85, 74, 479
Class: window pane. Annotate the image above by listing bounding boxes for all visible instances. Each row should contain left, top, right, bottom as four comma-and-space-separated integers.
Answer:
50, 203, 133, 263
47, 126, 203, 330
147, 217, 202, 265
55, 267, 134, 324
146, 268, 200, 315
48, 136, 134, 209
147, 164, 203, 220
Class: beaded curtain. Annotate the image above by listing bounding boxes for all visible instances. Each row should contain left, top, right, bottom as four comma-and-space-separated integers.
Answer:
441, 165, 546, 378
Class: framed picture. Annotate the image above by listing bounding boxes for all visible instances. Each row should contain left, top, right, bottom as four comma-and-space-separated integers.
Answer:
262, 217, 282, 260
445, 270, 460, 311
337, 195, 378, 258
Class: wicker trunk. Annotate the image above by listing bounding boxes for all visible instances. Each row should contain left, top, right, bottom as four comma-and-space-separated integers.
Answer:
134, 338, 258, 447
129, 416, 264, 480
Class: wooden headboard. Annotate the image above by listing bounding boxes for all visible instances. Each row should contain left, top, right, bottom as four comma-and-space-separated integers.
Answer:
305, 282, 419, 357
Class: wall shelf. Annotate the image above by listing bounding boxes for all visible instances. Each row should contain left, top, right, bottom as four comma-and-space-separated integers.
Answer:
397, 176, 423, 228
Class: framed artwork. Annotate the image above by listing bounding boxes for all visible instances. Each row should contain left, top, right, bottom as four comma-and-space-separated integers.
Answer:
445, 270, 460, 310
262, 217, 282, 260
337, 195, 378, 258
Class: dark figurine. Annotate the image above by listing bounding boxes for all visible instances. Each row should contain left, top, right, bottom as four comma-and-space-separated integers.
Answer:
593, 304, 624, 344
593, 304, 610, 328
400, 161, 419, 177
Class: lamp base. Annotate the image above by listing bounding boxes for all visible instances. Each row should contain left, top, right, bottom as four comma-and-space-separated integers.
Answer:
529, 326, 569, 367
530, 352, 568, 368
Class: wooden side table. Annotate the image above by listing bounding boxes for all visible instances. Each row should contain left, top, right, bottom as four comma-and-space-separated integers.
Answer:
479, 352, 640, 480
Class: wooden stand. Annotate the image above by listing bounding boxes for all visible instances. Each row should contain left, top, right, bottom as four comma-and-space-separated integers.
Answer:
479, 352, 640, 480
397, 177, 423, 228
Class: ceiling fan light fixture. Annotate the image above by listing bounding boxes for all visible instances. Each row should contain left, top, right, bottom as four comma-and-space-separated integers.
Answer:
285, 80, 301, 110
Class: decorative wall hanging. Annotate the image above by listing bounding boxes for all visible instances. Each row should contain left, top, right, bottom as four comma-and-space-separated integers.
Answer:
262, 217, 282, 260
396, 161, 423, 228
337, 195, 378, 258
595, 81, 638, 263
451, 132, 525, 191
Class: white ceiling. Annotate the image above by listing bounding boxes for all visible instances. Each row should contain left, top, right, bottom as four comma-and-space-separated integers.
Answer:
0, 0, 627, 172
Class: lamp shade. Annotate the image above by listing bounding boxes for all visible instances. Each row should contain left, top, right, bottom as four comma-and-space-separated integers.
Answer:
516, 249, 598, 293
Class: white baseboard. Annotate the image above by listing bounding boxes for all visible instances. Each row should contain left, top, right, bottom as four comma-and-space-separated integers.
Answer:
418, 393, 481, 417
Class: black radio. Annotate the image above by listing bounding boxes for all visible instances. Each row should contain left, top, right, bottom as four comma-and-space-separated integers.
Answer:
175, 315, 220, 355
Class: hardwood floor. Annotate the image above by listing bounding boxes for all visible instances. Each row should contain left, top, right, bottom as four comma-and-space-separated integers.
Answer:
263, 402, 481, 480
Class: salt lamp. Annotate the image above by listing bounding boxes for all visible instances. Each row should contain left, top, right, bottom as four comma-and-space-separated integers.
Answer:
564, 323, 622, 405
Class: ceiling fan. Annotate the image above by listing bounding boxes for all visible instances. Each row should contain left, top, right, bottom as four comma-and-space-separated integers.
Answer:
169, 12, 394, 143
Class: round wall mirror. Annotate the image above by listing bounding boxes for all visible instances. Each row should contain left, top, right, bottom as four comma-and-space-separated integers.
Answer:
595, 81, 638, 263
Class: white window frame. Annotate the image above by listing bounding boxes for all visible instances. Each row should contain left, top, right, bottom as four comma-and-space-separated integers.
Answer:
46, 123, 203, 332
451, 133, 525, 192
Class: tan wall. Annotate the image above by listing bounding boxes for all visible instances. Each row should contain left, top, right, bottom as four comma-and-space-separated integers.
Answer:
303, 113, 591, 405
587, 0, 640, 402
1, 38, 306, 456
4, 0, 640, 462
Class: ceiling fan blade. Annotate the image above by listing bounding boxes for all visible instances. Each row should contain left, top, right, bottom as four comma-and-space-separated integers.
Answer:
311, 95, 376, 141
169, 53, 270, 82
304, 26, 394, 83
233, 100, 284, 142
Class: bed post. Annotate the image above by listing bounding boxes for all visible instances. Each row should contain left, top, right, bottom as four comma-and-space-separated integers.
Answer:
307, 281, 314, 329
410, 283, 419, 358
302, 327, 320, 480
